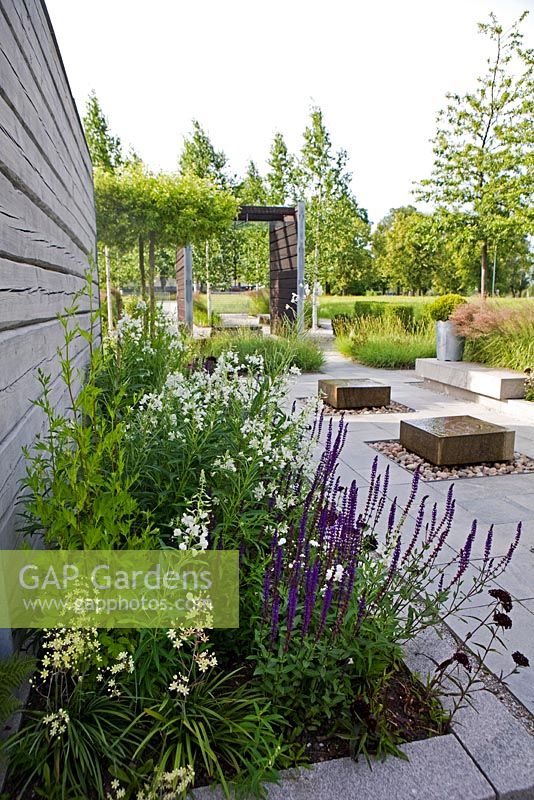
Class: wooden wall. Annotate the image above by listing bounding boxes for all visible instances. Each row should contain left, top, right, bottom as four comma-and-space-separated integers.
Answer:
269, 215, 297, 327
0, 0, 97, 556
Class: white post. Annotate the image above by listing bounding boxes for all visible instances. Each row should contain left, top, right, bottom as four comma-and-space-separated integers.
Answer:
184, 244, 193, 330
311, 190, 321, 332
296, 200, 306, 333
206, 241, 212, 324
104, 245, 113, 334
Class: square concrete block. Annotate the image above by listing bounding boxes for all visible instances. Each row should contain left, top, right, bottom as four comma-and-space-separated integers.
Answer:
192, 736, 495, 799
318, 378, 391, 409
400, 415, 515, 466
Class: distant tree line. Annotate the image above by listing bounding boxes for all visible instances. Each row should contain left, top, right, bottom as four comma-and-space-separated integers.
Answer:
84, 11, 533, 299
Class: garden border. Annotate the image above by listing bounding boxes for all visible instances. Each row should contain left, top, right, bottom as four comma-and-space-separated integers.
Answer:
192, 624, 534, 800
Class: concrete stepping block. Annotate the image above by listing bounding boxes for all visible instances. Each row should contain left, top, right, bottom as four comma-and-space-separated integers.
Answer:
400, 415, 515, 467
319, 378, 391, 410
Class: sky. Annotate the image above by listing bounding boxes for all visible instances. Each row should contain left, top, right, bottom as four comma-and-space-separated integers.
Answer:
47, 0, 534, 227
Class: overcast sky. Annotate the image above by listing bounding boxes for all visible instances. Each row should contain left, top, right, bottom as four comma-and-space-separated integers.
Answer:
47, 0, 533, 226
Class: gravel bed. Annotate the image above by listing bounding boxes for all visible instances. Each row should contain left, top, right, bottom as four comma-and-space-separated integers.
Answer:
369, 439, 534, 481
297, 398, 415, 416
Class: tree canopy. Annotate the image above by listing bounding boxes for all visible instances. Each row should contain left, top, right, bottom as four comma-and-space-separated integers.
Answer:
417, 12, 534, 296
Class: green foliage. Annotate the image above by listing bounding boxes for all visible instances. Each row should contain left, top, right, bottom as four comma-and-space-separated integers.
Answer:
201, 329, 325, 376
371, 207, 444, 294
0, 654, 35, 727
248, 289, 270, 316
337, 315, 435, 368
5, 680, 139, 800
426, 294, 467, 322
350, 300, 419, 328
416, 12, 534, 295
298, 107, 371, 295
9, 281, 521, 798
179, 119, 230, 189
252, 614, 399, 738
331, 314, 353, 337
134, 669, 290, 798
98, 302, 193, 410
20, 294, 165, 549
266, 133, 297, 204
82, 91, 123, 172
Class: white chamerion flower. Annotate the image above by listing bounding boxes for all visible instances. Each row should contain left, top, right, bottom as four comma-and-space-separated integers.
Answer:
253, 483, 266, 501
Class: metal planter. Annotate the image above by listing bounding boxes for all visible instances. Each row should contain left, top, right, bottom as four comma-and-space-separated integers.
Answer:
436, 320, 465, 361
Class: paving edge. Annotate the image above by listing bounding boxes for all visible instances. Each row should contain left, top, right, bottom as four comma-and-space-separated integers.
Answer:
192, 623, 533, 800
1, 633, 531, 800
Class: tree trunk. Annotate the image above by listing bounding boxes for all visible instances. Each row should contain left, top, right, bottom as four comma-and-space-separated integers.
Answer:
138, 235, 147, 300
480, 240, 488, 299
148, 231, 156, 336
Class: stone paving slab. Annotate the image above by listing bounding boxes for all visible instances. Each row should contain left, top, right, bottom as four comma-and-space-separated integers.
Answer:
404, 628, 534, 799
192, 736, 495, 799
453, 690, 534, 800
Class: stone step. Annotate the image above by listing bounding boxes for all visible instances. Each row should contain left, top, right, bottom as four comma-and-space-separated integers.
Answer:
415, 358, 526, 401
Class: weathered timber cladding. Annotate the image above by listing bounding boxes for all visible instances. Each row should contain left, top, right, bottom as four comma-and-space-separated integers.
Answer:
0, 0, 97, 556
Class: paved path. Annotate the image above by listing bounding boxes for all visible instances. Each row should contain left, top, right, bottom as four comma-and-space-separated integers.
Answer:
290, 343, 534, 715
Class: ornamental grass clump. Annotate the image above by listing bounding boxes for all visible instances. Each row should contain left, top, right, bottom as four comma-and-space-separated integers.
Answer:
336, 315, 435, 368
451, 300, 534, 373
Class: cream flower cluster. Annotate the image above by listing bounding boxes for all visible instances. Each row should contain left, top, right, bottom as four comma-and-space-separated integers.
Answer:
135, 765, 195, 800
42, 708, 70, 738
38, 626, 101, 680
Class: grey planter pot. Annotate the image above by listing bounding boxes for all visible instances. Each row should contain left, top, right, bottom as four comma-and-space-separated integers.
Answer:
435, 320, 465, 361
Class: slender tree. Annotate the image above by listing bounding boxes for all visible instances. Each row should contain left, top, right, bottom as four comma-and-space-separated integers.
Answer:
266, 133, 296, 204
83, 91, 123, 172
179, 120, 230, 188
417, 12, 534, 297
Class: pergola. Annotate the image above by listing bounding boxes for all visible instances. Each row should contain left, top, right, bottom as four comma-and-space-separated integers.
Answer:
176, 203, 305, 331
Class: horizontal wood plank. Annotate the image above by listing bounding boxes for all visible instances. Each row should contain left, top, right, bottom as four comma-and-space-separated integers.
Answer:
0, 344, 88, 524
0, 171, 93, 277
0, 259, 94, 330
0, 94, 95, 249
0, 0, 95, 220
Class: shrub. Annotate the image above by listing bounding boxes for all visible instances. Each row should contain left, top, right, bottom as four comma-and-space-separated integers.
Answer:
426, 294, 466, 322
353, 300, 388, 318
351, 301, 419, 330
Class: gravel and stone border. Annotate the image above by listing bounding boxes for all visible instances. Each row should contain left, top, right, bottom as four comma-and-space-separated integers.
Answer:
297, 397, 415, 416
368, 439, 534, 481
